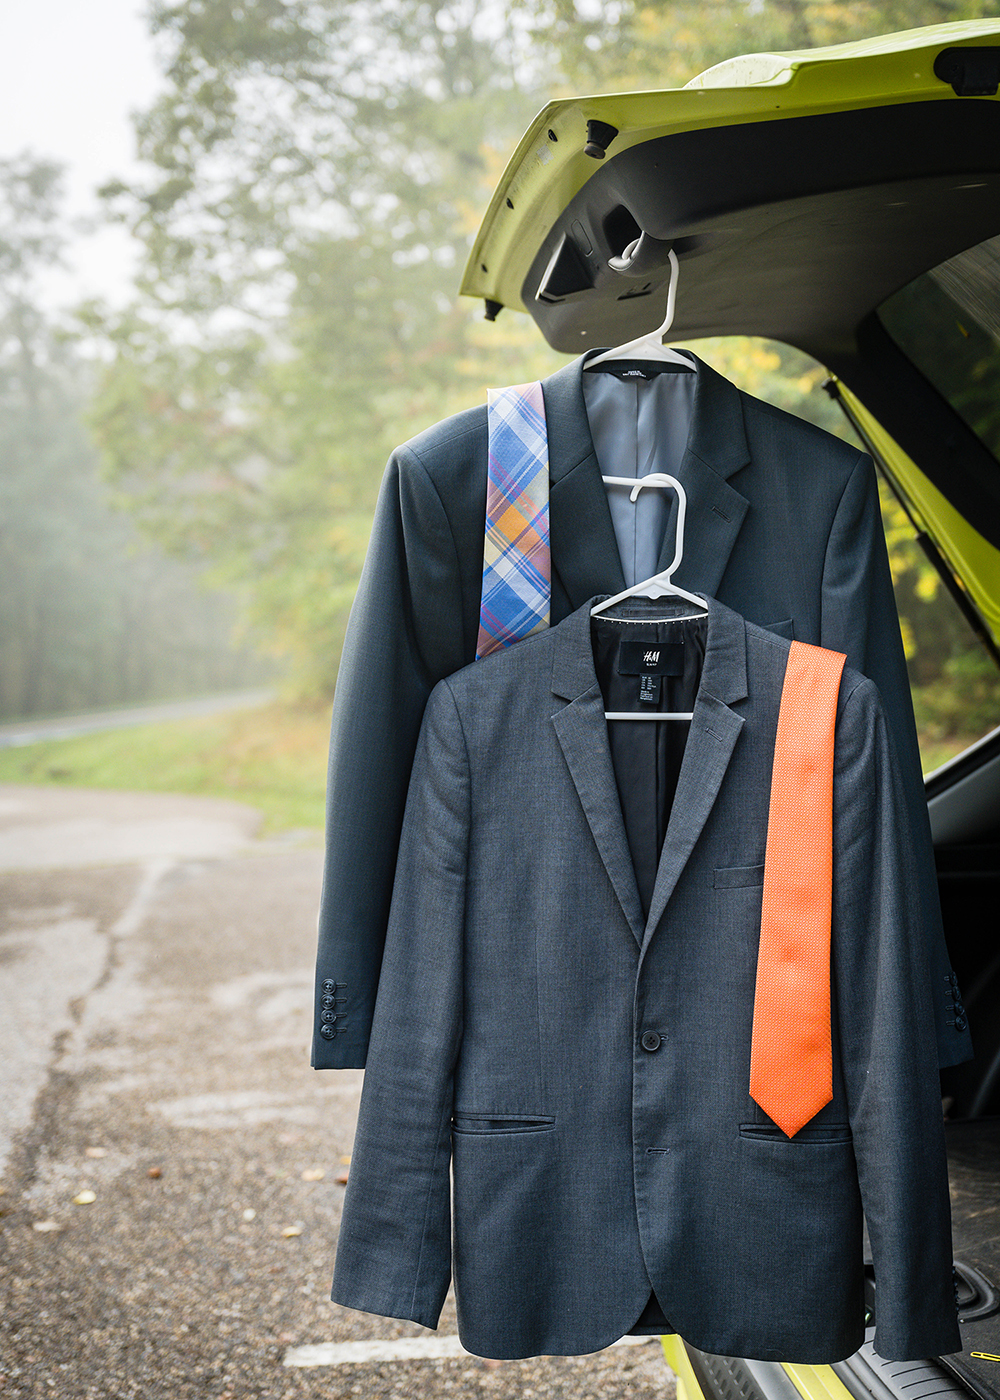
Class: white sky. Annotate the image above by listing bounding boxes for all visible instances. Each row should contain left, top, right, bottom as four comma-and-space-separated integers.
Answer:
0, 0, 162, 308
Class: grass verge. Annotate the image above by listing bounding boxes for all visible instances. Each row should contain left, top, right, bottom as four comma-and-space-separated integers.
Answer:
0, 702, 330, 836
0, 700, 983, 836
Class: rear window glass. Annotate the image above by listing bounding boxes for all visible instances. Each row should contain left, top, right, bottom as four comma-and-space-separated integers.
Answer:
878, 234, 1000, 463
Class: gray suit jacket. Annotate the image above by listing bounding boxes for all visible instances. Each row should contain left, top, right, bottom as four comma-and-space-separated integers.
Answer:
313, 353, 968, 1069
331, 598, 960, 1364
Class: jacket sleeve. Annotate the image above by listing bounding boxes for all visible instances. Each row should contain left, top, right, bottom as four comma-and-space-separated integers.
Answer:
832, 677, 961, 1361
331, 679, 468, 1328
821, 452, 970, 1069
312, 446, 470, 1069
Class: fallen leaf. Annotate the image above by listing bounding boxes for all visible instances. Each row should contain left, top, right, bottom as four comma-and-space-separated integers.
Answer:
281, 1225, 303, 1238
32, 1220, 61, 1233
339, 1155, 352, 1165
72, 1191, 96, 1205
335, 1171, 349, 1186
85, 1147, 107, 1159
147, 1166, 163, 1179
301, 1168, 324, 1182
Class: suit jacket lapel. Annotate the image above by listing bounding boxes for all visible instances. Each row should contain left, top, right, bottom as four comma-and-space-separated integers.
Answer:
549, 605, 644, 945
655, 358, 750, 597
642, 599, 748, 950
543, 354, 750, 609
544, 358, 627, 610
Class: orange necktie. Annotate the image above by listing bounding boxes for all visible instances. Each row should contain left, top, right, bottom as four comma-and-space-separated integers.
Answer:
749, 640, 846, 1139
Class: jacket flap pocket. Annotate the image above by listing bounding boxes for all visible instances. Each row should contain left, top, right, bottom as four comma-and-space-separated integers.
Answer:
452, 1114, 555, 1134
763, 618, 794, 640
714, 864, 765, 889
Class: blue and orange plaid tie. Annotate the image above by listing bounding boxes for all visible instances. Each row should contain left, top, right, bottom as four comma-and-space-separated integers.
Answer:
476, 382, 551, 660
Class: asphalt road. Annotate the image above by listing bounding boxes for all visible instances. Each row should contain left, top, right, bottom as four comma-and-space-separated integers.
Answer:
0, 784, 676, 1400
0, 690, 275, 750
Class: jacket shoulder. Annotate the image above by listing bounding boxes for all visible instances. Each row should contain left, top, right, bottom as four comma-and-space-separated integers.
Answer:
396, 403, 487, 477
438, 625, 559, 708
737, 388, 862, 465
743, 619, 874, 713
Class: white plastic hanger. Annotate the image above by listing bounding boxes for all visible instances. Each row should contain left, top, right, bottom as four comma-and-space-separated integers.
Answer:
585, 248, 693, 372
591, 473, 706, 721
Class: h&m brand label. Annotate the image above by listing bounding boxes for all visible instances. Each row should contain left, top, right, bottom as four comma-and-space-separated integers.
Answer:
617, 639, 684, 677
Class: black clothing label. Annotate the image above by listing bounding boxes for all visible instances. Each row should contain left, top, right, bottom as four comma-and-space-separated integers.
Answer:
584, 358, 695, 380
618, 640, 684, 676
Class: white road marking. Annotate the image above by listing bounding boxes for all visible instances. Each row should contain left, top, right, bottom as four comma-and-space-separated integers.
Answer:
283, 1334, 659, 1367
112, 857, 174, 937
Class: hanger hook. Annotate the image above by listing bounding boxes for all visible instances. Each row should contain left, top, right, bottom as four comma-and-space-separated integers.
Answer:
656, 249, 680, 340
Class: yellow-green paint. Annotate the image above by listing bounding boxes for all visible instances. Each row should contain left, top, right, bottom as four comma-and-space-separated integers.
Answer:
659, 1335, 858, 1400
660, 1333, 704, 1398
781, 1362, 859, 1400
833, 380, 1000, 650
461, 18, 1000, 315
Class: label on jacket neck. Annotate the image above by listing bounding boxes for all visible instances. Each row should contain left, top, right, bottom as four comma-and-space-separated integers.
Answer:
617, 640, 684, 676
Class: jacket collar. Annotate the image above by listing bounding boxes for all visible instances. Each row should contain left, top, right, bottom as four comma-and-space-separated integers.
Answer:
543, 353, 751, 610
550, 592, 748, 707
542, 351, 750, 484
550, 596, 748, 948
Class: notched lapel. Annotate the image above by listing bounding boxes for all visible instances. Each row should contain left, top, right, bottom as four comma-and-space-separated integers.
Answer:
551, 691, 645, 947
664, 362, 750, 598
543, 357, 627, 612
549, 461, 626, 611
641, 694, 745, 950
667, 451, 749, 602
641, 598, 750, 949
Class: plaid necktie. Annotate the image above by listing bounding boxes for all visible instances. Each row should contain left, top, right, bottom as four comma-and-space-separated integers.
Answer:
477, 382, 551, 660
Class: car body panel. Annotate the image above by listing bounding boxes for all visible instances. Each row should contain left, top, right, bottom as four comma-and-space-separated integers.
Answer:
461, 18, 1000, 328
829, 379, 1000, 651
461, 21, 1000, 553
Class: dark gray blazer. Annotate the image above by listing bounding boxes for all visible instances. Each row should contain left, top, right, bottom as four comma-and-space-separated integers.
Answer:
333, 602, 957, 1366
313, 353, 968, 1069
331, 598, 961, 1364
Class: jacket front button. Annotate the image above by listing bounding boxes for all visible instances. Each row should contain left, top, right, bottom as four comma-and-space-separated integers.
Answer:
640, 1031, 662, 1052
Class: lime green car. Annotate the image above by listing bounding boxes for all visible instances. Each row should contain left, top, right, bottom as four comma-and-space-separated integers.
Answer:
463, 19, 1000, 1400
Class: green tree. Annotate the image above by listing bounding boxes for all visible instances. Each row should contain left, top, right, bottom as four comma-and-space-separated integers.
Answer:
0, 154, 266, 720
91, 0, 570, 694
91, 0, 1000, 700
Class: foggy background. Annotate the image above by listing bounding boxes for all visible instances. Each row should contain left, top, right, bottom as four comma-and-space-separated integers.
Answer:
1, 0, 996, 761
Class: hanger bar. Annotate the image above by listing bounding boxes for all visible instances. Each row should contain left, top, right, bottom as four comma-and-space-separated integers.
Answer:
592, 473, 708, 618
602, 473, 678, 499
605, 711, 694, 721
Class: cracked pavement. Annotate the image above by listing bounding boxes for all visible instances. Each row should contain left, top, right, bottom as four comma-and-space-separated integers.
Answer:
0, 784, 676, 1400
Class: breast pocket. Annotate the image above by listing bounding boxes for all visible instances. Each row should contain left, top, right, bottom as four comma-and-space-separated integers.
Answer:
713, 864, 765, 890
